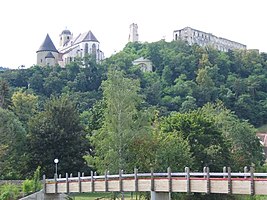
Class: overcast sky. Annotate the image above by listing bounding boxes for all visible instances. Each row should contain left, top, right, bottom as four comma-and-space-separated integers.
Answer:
1, 0, 266, 69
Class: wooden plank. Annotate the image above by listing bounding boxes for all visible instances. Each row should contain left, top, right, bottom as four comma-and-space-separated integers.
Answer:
138, 179, 151, 192
232, 180, 250, 194
255, 180, 267, 195
154, 179, 168, 192
123, 179, 135, 191
46, 184, 55, 193
94, 180, 105, 192
69, 182, 79, 193
191, 180, 207, 193
108, 180, 120, 191
172, 179, 187, 192
57, 183, 67, 193
210, 180, 228, 194
81, 181, 90, 193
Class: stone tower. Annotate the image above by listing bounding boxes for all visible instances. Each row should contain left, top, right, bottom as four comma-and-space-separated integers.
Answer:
36, 34, 59, 66
128, 23, 138, 42
59, 29, 72, 47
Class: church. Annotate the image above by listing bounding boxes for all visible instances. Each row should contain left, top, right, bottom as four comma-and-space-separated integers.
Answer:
36, 29, 104, 67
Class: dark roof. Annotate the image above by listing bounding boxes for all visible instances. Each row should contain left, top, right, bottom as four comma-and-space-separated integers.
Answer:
61, 29, 71, 35
37, 34, 58, 53
45, 52, 55, 59
83, 31, 99, 42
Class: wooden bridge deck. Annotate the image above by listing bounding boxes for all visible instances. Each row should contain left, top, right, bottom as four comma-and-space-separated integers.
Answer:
43, 167, 267, 195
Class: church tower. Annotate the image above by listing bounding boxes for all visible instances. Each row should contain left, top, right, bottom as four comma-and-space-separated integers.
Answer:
59, 29, 72, 47
36, 34, 59, 66
128, 23, 138, 42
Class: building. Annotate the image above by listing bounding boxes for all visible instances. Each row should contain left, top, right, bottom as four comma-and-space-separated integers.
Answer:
36, 29, 104, 67
132, 57, 153, 72
173, 27, 246, 52
128, 23, 139, 42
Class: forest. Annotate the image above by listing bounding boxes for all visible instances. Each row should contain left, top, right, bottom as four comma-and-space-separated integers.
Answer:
0, 40, 267, 199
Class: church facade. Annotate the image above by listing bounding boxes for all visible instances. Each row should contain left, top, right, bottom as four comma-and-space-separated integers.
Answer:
36, 29, 104, 67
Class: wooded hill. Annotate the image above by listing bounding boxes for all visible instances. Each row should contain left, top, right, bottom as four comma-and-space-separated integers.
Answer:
0, 40, 266, 184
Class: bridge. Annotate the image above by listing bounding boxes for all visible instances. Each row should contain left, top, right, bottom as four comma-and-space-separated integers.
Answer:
43, 167, 267, 200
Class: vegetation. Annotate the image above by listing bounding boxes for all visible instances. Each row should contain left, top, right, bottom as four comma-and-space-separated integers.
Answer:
0, 184, 19, 200
22, 166, 42, 195
0, 40, 266, 199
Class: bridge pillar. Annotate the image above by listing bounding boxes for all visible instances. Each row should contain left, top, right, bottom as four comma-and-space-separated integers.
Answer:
151, 191, 170, 200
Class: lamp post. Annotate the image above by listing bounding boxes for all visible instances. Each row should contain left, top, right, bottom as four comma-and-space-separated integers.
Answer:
54, 158, 59, 178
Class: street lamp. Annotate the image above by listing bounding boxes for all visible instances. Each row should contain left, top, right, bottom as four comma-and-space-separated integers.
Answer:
54, 158, 59, 178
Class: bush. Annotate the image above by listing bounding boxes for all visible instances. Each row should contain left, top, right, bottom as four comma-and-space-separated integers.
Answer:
22, 179, 34, 195
22, 166, 42, 196
0, 184, 19, 200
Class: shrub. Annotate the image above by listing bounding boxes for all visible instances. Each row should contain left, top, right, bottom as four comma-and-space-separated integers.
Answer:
22, 179, 34, 195
0, 184, 19, 200
22, 166, 42, 196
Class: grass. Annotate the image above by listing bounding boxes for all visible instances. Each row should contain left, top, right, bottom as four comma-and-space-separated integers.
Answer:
69, 192, 137, 200
258, 124, 267, 132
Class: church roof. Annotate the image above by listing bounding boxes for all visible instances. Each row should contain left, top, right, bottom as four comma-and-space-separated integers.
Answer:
37, 34, 58, 53
133, 57, 152, 63
45, 52, 55, 59
61, 29, 71, 35
74, 30, 99, 44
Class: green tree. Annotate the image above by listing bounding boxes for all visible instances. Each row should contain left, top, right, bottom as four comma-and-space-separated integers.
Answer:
87, 70, 150, 173
161, 111, 230, 171
201, 102, 264, 170
28, 95, 90, 177
10, 90, 38, 126
0, 80, 9, 109
0, 108, 27, 179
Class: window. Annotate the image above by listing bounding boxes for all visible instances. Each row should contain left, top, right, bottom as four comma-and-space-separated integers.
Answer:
67, 36, 70, 40
84, 43, 89, 55
92, 44, 96, 55
40, 59, 42, 63
175, 34, 178, 40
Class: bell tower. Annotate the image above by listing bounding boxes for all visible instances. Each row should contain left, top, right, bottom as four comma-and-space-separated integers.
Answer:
59, 28, 72, 47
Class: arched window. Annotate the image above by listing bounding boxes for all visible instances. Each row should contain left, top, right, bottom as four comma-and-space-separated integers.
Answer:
92, 44, 96, 55
84, 43, 89, 55
175, 34, 178, 40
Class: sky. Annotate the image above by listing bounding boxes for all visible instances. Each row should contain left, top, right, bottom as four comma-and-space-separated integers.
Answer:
0, 0, 266, 69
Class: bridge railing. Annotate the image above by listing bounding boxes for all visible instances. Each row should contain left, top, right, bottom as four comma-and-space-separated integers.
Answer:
43, 166, 267, 195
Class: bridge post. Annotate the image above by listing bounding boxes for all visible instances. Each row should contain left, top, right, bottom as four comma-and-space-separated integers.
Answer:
185, 167, 190, 194
43, 174, 46, 194
105, 169, 108, 192
206, 167, 210, 194
151, 192, 169, 200
228, 167, 232, 194
244, 166, 248, 178
134, 168, 138, 192
250, 166, 255, 195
